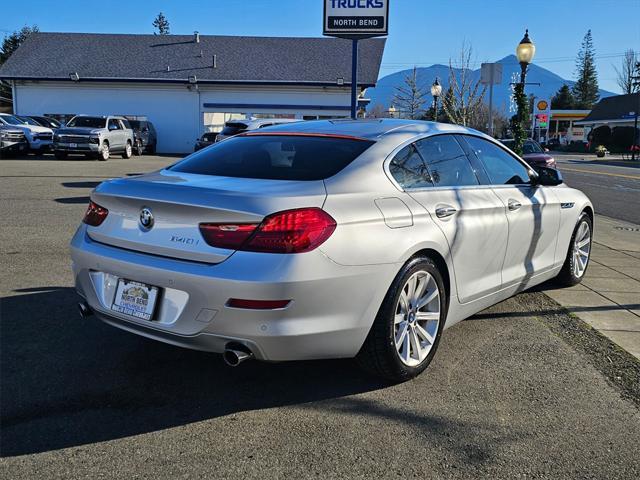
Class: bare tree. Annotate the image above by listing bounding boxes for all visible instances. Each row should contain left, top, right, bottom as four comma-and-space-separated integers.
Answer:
441, 42, 487, 127
614, 49, 639, 94
392, 66, 427, 119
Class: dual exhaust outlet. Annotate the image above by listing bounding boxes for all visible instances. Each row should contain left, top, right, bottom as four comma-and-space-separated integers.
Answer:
78, 301, 253, 367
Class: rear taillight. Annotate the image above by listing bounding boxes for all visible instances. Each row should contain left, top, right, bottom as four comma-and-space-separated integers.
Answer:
199, 208, 336, 254
83, 200, 108, 226
198, 223, 258, 250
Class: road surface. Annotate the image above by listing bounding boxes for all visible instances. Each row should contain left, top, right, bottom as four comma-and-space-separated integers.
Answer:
555, 156, 640, 224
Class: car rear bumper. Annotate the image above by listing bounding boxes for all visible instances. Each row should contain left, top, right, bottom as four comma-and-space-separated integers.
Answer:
70, 225, 396, 361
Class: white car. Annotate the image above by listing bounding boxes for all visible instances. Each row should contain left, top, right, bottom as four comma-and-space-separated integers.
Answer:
71, 120, 593, 382
215, 118, 301, 142
0, 113, 53, 153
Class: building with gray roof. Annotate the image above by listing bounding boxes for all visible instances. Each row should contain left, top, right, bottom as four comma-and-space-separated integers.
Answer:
0, 32, 385, 152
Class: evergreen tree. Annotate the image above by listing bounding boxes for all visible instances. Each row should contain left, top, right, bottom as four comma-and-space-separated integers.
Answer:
551, 84, 577, 109
0, 25, 39, 65
572, 30, 599, 109
153, 12, 171, 35
0, 25, 39, 108
392, 67, 427, 119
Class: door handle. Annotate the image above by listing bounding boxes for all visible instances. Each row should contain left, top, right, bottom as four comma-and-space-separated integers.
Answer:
435, 206, 457, 218
508, 200, 522, 211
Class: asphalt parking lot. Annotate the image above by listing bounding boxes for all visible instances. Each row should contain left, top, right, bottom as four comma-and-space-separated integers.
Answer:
1, 154, 639, 478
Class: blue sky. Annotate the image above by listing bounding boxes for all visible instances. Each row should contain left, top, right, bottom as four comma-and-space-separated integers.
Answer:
2, 0, 639, 93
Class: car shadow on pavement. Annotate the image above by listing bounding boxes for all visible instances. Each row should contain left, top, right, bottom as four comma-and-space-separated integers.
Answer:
61, 181, 103, 189
0, 288, 391, 457
54, 196, 91, 204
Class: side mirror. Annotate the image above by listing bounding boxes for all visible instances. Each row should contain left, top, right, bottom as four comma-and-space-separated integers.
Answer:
532, 166, 563, 186
143, 127, 149, 132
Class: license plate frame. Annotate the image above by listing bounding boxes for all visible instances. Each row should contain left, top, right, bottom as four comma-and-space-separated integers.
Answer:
69, 142, 77, 148
111, 279, 159, 321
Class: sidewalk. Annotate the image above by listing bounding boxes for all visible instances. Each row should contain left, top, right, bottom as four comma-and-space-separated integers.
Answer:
543, 215, 640, 359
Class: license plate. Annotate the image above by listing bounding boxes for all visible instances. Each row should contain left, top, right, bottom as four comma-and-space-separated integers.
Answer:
111, 279, 159, 321
70, 143, 77, 148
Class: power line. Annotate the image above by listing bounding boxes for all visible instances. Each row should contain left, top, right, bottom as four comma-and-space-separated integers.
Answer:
380, 53, 628, 69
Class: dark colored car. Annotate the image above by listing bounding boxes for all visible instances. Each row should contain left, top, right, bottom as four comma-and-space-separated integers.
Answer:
28, 116, 62, 130
500, 139, 557, 169
194, 132, 218, 151
128, 120, 157, 155
0, 125, 29, 157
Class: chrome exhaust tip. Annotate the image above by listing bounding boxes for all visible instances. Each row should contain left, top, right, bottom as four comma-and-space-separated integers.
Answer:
78, 301, 93, 319
223, 345, 254, 367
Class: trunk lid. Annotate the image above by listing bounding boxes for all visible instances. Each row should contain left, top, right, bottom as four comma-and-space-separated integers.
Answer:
88, 169, 327, 263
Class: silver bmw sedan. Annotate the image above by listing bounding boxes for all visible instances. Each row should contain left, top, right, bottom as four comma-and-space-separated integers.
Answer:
71, 119, 593, 382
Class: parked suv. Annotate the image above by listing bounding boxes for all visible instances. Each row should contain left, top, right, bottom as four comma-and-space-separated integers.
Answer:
0, 113, 54, 154
27, 116, 63, 130
216, 118, 300, 142
53, 115, 134, 160
0, 124, 29, 157
128, 119, 157, 155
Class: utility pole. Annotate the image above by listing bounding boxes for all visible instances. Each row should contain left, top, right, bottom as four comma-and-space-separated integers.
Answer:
350, 39, 359, 120
632, 74, 640, 162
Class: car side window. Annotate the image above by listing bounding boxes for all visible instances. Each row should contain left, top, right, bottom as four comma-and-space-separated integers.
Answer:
388, 144, 433, 189
414, 135, 479, 187
463, 136, 531, 185
108, 119, 121, 131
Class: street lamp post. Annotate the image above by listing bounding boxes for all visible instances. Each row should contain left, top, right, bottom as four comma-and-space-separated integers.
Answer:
430, 77, 442, 122
513, 29, 536, 155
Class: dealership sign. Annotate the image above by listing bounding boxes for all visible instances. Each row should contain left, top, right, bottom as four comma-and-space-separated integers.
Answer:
323, 0, 389, 38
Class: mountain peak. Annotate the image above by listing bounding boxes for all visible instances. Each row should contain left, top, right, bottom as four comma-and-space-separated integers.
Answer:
368, 57, 616, 109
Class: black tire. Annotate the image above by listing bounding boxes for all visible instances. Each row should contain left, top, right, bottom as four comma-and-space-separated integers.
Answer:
122, 141, 133, 159
134, 139, 143, 156
555, 212, 593, 286
356, 256, 447, 382
99, 142, 109, 161
54, 151, 67, 160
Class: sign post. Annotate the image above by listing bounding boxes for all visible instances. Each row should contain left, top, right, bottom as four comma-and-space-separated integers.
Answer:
480, 63, 503, 137
534, 98, 551, 143
323, 0, 389, 119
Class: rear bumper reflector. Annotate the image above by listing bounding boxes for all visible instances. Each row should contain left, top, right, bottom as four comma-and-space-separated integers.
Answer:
226, 298, 291, 310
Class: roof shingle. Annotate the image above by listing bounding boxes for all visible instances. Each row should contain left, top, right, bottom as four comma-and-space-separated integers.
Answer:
0, 32, 385, 86
577, 93, 640, 123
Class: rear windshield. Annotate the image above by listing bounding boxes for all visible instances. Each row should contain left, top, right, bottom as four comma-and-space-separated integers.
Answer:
220, 122, 248, 136
67, 117, 106, 128
170, 134, 374, 181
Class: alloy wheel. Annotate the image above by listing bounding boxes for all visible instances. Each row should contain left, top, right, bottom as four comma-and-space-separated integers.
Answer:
573, 221, 591, 278
394, 270, 441, 367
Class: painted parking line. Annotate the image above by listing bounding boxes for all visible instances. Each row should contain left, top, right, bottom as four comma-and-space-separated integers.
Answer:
559, 167, 640, 180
